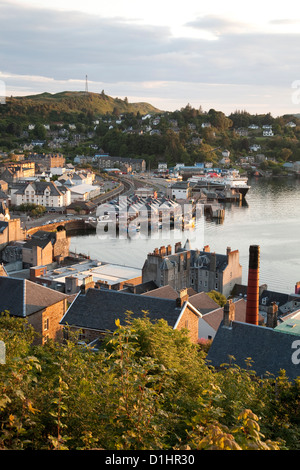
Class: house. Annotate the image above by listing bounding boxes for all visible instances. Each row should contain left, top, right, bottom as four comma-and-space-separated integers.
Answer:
69, 184, 101, 202
263, 130, 274, 137
0, 218, 25, 251
232, 283, 300, 321
25, 153, 65, 170
95, 155, 146, 173
25, 228, 70, 266
221, 149, 230, 158
0, 201, 10, 221
206, 300, 300, 381
170, 181, 192, 200
29, 258, 141, 294
22, 237, 53, 268
142, 285, 220, 313
142, 285, 249, 340
0, 276, 69, 345
285, 121, 296, 128
66, 200, 97, 215
60, 287, 202, 344
250, 144, 261, 152
0, 180, 8, 193
11, 181, 71, 208
198, 298, 248, 340
142, 242, 242, 298
1, 164, 35, 183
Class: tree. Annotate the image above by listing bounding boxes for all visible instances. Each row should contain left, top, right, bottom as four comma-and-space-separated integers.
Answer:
207, 290, 227, 307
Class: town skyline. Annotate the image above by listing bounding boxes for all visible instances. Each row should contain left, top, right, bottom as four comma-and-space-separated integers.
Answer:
1, 0, 300, 116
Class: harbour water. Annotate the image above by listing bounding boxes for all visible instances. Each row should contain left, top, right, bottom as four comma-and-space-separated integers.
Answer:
70, 176, 300, 294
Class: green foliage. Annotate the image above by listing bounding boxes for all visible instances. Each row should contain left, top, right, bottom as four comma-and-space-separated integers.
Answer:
16, 203, 46, 217
207, 290, 227, 307
0, 313, 299, 450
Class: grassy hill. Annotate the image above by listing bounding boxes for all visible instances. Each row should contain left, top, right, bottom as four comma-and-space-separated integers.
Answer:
2, 91, 161, 122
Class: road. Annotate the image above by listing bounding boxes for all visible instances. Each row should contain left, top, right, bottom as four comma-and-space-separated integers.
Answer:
15, 173, 168, 232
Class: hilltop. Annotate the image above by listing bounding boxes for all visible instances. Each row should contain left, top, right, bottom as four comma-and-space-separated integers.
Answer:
1, 91, 161, 122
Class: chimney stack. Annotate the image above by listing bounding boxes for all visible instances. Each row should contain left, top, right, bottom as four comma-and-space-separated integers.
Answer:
246, 245, 260, 325
223, 299, 235, 327
176, 288, 189, 307
266, 302, 278, 329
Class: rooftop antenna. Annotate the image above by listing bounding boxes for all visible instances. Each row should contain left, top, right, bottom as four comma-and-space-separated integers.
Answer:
85, 75, 88, 94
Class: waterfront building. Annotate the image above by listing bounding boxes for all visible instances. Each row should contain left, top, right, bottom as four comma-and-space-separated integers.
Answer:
142, 241, 242, 298
10, 181, 71, 208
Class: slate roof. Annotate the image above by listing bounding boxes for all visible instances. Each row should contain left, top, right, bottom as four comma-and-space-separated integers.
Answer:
0, 276, 67, 317
60, 288, 189, 332
15, 181, 62, 196
142, 285, 178, 300
124, 280, 158, 294
260, 289, 290, 307
0, 221, 8, 234
143, 287, 220, 315
190, 251, 228, 271
206, 320, 300, 381
188, 292, 220, 314
22, 238, 52, 250
202, 299, 247, 331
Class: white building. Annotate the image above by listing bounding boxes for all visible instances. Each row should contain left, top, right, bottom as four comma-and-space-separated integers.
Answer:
263, 130, 274, 137
70, 184, 101, 202
11, 181, 71, 208
170, 181, 191, 200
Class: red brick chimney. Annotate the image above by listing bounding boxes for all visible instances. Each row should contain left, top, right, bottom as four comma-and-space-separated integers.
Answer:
246, 245, 260, 325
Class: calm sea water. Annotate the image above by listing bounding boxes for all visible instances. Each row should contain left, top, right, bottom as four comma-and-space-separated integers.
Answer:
70, 176, 300, 294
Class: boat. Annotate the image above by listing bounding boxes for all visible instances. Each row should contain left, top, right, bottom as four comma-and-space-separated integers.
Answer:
188, 171, 250, 198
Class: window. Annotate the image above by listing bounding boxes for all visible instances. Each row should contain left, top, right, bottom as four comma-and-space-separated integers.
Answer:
79, 330, 86, 341
44, 318, 49, 331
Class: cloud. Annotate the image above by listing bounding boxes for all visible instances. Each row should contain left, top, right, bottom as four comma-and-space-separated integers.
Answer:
270, 18, 300, 25
1, 1, 300, 114
186, 15, 250, 36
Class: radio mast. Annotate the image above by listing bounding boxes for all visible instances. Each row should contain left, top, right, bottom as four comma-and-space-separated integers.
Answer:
85, 75, 88, 94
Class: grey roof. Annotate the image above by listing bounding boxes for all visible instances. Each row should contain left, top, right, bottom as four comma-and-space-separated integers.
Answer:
0, 276, 67, 317
60, 288, 185, 332
0, 221, 8, 233
191, 251, 228, 271
259, 289, 290, 307
206, 320, 300, 381
188, 292, 220, 314
15, 181, 62, 196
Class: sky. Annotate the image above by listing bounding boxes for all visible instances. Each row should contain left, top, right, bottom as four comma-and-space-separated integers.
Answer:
1, 0, 300, 116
